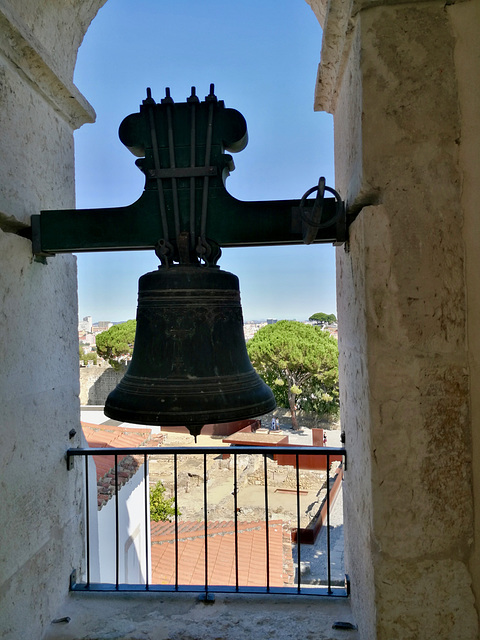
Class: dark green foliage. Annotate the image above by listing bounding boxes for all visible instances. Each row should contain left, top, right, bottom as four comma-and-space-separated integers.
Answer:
308, 312, 337, 324
84, 351, 98, 365
247, 320, 339, 426
149, 481, 179, 522
79, 345, 97, 365
95, 320, 136, 368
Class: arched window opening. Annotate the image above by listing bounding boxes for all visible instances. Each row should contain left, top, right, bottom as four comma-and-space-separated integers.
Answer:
74, 0, 344, 595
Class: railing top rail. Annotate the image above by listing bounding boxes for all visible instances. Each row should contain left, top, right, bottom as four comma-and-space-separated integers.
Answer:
67, 445, 346, 457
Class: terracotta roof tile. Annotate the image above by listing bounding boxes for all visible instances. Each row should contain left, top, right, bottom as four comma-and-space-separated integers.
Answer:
151, 519, 293, 588
81, 422, 164, 510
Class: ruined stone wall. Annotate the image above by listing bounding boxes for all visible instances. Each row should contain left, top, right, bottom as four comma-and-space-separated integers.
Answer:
79, 364, 127, 405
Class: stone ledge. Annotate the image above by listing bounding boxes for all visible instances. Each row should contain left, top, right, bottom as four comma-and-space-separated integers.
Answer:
44, 591, 358, 640
312, 0, 356, 114
0, 5, 95, 129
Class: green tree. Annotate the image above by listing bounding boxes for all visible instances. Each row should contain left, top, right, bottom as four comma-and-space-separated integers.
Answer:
308, 312, 337, 324
298, 375, 339, 416
149, 481, 179, 522
247, 320, 339, 429
96, 320, 136, 369
79, 345, 97, 365
84, 351, 98, 365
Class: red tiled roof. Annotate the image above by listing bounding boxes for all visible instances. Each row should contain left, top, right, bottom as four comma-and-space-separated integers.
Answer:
81, 422, 163, 509
150, 519, 294, 588
82, 421, 153, 449
82, 421, 152, 480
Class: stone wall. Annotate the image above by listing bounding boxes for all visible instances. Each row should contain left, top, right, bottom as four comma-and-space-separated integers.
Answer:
452, 0, 480, 609
312, 0, 480, 637
2, 1, 480, 638
0, 2, 105, 638
79, 364, 127, 405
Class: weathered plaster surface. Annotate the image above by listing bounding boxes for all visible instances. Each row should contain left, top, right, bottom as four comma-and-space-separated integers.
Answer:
0, 0, 106, 81
0, 60, 76, 226
452, 0, 480, 614
44, 592, 358, 640
336, 214, 376, 638
0, 6, 95, 131
361, 203, 472, 558
376, 558, 476, 640
331, 18, 364, 207
0, 232, 85, 639
326, 0, 478, 638
0, 2, 105, 638
308, 0, 355, 114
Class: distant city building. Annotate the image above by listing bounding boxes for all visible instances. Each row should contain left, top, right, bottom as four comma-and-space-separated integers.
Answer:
325, 327, 338, 340
78, 318, 115, 364
78, 315, 93, 333
266, 318, 277, 325
95, 321, 114, 330
243, 322, 267, 341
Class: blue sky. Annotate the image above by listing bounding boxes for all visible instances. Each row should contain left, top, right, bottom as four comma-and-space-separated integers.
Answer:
74, 0, 337, 323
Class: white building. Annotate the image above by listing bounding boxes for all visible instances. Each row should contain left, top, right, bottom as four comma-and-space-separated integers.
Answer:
78, 315, 93, 333
81, 422, 157, 585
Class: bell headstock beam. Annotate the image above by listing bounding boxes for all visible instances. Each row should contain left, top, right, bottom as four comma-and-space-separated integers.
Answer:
31, 85, 346, 260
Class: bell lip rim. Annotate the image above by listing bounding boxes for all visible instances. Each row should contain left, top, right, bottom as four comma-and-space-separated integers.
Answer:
103, 399, 277, 427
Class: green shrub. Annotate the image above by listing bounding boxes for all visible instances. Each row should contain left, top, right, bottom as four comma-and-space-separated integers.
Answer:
149, 481, 179, 522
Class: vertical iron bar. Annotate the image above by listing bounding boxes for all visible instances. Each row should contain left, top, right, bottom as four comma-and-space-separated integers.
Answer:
166, 103, 180, 238
203, 453, 209, 594
234, 453, 239, 591
174, 454, 179, 590
144, 453, 149, 590
189, 98, 196, 249
296, 453, 301, 593
264, 454, 270, 592
85, 455, 90, 588
115, 454, 119, 590
69, 444, 345, 596
200, 94, 214, 240
146, 103, 170, 240
326, 454, 332, 594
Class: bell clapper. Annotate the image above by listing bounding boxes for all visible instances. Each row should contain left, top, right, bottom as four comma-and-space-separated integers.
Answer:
188, 424, 204, 442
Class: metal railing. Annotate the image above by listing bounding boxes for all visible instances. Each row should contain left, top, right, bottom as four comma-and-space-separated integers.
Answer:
67, 445, 347, 597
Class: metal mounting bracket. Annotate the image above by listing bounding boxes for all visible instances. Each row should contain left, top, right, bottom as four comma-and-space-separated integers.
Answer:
66, 451, 75, 471
31, 85, 346, 260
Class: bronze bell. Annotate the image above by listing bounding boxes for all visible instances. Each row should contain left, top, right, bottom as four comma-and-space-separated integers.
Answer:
104, 264, 275, 438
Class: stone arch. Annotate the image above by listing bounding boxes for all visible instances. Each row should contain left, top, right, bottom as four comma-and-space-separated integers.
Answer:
6, 0, 108, 79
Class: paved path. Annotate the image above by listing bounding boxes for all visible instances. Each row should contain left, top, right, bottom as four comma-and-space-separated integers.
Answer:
285, 423, 345, 589
292, 482, 345, 587
278, 424, 342, 448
